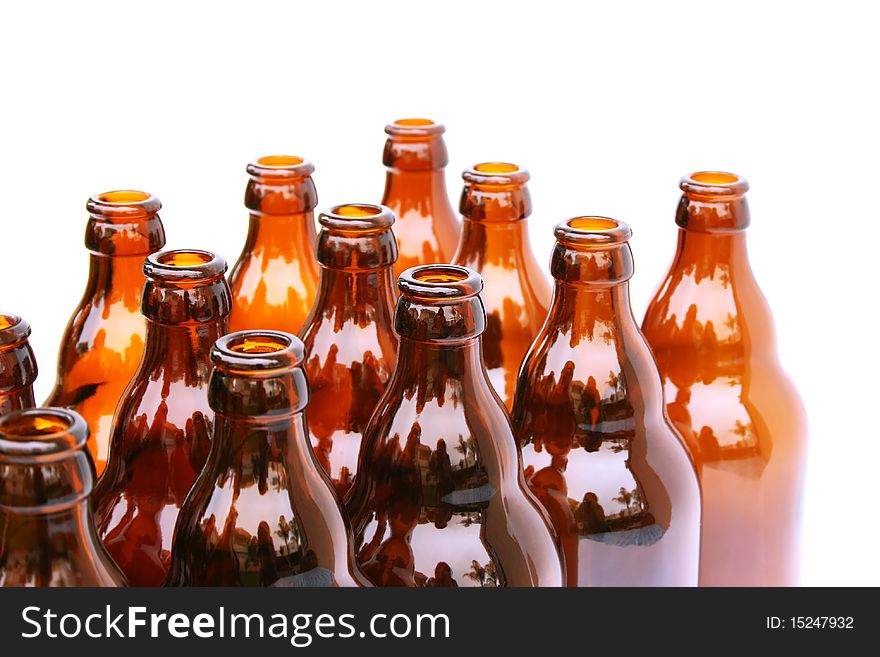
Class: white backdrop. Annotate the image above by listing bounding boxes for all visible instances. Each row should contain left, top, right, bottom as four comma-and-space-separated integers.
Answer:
1, 0, 877, 586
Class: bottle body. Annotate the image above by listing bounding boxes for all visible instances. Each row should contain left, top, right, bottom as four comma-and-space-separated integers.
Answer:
0, 408, 126, 587
228, 156, 320, 335
346, 265, 563, 587
381, 119, 460, 277
513, 217, 701, 587
45, 191, 166, 475
93, 249, 230, 586
167, 331, 366, 587
0, 314, 37, 415
642, 172, 807, 586
452, 163, 551, 407
299, 204, 399, 496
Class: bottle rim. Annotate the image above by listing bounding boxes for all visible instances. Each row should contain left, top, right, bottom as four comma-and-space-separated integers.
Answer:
319, 203, 396, 233
247, 155, 315, 180
145, 249, 227, 283
680, 171, 750, 197
0, 407, 88, 461
0, 313, 30, 348
385, 118, 446, 139
462, 162, 531, 187
212, 330, 305, 372
398, 264, 483, 300
87, 190, 161, 220
554, 216, 633, 246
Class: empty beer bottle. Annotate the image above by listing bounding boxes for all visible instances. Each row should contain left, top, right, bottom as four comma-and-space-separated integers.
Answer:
45, 191, 166, 476
642, 172, 807, 586
93, 249, 230, 587
0, 408, 126, 586
167, 331, 368, 587
381, 119, 459, 277
228, 156, 320, 335
452, 163, 551, 407
512, 217, 701, 587
0, 313, 37, 416
299, 204, 399, 497
346, 264, 564, 587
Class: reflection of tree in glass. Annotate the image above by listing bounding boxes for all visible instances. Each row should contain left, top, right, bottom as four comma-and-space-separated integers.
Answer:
464, 560, 498, 587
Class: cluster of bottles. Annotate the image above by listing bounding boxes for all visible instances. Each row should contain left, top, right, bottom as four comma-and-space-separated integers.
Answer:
0, 119, 807, 588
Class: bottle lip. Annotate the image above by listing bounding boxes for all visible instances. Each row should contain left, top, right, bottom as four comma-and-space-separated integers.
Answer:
87, 190, 161, 221
0, 407, 88, 461
247, 155, 315, 180
680, 171, 750, 197
145, 249, 227, 283
0, 313, 30, 348
212, 330, 305, 372
462, 162, 531, 187
398, 264, 483, 301
319, 203, 396, 233
554, 216, 633, 246
385, 118, 446, 139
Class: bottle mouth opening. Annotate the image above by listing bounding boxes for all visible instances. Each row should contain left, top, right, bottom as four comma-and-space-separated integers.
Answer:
213, 330, 305, 371
385, 117, 446, 138
0, 408, 88, 458
319, 203, 395, 232
398, 264, 483, 300
463, 161, 530, 187
145, 249, 227, 282
681, 170, 749, 197
0, 312, 31, 347
555, 216, 633, 246
247, 155, 314, 180
87, 189, 161, 219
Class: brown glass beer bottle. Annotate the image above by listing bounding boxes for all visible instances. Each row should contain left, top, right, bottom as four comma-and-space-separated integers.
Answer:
642, 172, 808, 586
93, 249, 230, 586
299, 204, 399, 497
45, 191, 166, 476
228, 156, 320, 335
346, 264, 564, 587
452, 163, 551, 408
381, 119, 460, 277
0, 314, 37, 416
512, 217, 701, 587
0, 408, 126, 586
167, 330, 368, 587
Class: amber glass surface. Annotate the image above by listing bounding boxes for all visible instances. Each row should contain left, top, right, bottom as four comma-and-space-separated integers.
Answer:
642, 172, 807, 586
381, 119, 460, 277
45, 191, 166, 475
0, 408, 126, 586
167, 331, 367, 587
299, 204, 399, 496
512, 217, 701, 586
93, 249, 230, 586
346, 264, 563, 587
228, 155, 320, 335
0, 313, 37, 416
452, 163, 551, 407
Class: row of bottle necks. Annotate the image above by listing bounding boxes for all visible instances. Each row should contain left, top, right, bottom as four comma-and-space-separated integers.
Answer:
0, 118, 807, 588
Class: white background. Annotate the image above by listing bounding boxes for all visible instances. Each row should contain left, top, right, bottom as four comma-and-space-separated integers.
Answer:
1, 1, 877, 585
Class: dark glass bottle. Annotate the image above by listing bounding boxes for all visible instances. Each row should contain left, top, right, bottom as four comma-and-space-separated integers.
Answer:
299, 204, 399, 497
452, 162, 551, 407
642, 172, 808, 586
167, 330, 368, 587
346, 264, 564, 587
45, 191, 166, 476
228, 155, 320, 335
0, 313, 37, 416
512, 217, 701, 586
93, 249, 230, 586
0, 407, 126, 586
381, 119, 460, 277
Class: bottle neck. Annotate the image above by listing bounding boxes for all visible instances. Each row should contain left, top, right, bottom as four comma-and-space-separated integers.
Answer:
382, 169, 450, 207
85, 253, 149, 306
392, 338, 488, 390
313, 266, 397, 319
208, 414, 303, 474
141, 320, 225, 382
244, 211, 317, 253
455, 219, 533, 265
550, 281, 638, 338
